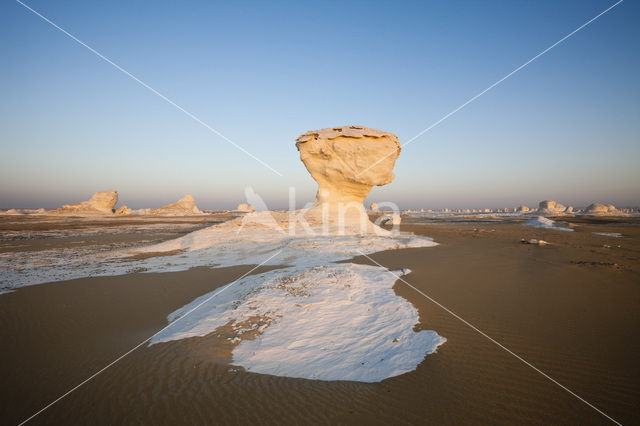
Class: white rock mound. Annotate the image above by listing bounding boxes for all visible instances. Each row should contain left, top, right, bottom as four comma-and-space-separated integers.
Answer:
516, 205, 530, 213
583, 202, 621, 216
236, 203, 255, 213
370, 202, 379, 211
151, 194, 201, 216
50, 190, 118, 215
536, 200, 566, 216
296, 125, 401, 232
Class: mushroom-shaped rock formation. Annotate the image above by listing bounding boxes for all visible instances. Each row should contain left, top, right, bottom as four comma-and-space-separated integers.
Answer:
296, 126, 401, 230
50, 190, 118, 215
151, 194, 201, 216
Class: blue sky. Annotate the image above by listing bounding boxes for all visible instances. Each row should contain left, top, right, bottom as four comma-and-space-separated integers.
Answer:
1, 0, 638, 210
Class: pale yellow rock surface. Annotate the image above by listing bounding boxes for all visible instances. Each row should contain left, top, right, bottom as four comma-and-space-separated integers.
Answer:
370, 203, 379, 211
516, 205, 530, 213
50, 190, 118, 215
296, 125, 401, 230
150, 194, 201, 216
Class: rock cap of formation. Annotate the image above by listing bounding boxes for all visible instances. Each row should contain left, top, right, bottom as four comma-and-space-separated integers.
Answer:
151, 194, 201, 216
296, 125, 401, 231
370, 203, 379, 211
50, 190, 118, 215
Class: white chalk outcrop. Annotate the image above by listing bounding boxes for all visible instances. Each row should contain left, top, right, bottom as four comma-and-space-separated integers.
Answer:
236, 203, 255, 213
516, 205, 530, 213
151, 194, 201, 216
536, 200, 566, 216
50, 190, 118, 215
583, 202, 621, 216
296, 126, 401, 232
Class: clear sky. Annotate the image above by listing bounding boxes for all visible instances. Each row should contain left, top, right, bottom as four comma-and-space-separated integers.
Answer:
1, 0, 638, 210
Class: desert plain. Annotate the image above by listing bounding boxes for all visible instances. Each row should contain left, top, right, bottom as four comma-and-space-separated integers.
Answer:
0, 211, 638, 425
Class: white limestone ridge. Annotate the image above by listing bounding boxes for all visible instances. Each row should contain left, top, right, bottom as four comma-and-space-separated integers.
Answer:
296, 126, 401, 233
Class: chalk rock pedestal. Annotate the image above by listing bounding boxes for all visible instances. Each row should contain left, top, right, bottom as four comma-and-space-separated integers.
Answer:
296, 126, 401, 233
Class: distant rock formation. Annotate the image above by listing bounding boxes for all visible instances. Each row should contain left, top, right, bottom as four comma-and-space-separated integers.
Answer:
50, 190, 118, 215
515, 205, 530, 213
236, 203, 255, 213
583, 202, 620, 216
115, 205, 131, 215
564, 206, 574, 213
536, 200, 566, 216
150, 194, 201, 216
0, 208, 48, 216
296, 125, 400, 230
370, 202, 379, 211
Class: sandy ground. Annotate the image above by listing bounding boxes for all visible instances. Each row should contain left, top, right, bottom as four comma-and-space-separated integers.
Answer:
0, 217, 638, 425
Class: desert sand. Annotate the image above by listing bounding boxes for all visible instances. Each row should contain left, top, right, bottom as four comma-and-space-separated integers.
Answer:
0, 216, 638, 424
